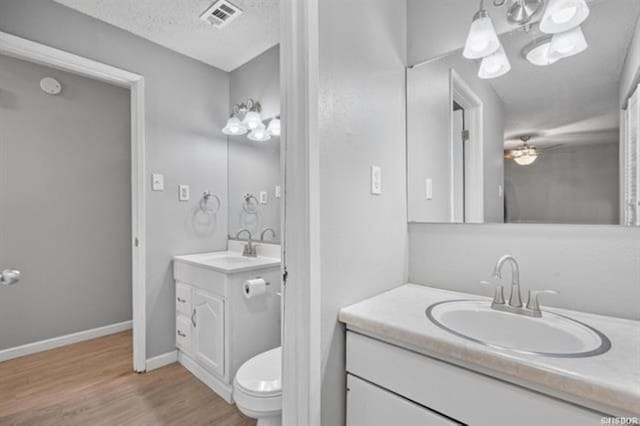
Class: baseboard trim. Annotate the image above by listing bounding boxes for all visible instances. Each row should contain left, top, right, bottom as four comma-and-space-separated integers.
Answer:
146, 350, 178, 371
178, 351, 234, 403
0, 320, 132, 363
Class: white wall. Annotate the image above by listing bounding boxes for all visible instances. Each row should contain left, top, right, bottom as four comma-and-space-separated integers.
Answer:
228, 45, 281, 241
318, 0, 409, 424
407, 54, 505, 223
0, 0, 230, 358
505, 143, 620, 224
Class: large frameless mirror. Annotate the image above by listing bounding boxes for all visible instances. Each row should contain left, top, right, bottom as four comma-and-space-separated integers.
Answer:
407, 0, 640, 225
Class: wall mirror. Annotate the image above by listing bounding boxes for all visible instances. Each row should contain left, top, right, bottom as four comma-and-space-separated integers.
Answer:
407, 0, 640, 225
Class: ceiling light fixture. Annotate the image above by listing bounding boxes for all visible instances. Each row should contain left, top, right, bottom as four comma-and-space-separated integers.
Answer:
511, 136, 539, 165
548, 25, 588, 60
522, 36, 560, 66
478, 45, 511, 79
463, 0, 501, 59
539, 0, 590, 34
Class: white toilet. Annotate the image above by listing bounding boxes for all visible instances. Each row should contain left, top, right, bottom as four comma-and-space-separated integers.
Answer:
233, 346, 282, 426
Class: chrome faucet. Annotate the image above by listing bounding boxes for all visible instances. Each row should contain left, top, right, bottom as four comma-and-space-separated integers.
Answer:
236, 229, 257, 257
492, 254, 522, 308
260, 227, 276, 241
481, 254, 558, 318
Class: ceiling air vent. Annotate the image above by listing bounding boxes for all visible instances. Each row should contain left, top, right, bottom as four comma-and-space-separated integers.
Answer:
200, 0, 243, 28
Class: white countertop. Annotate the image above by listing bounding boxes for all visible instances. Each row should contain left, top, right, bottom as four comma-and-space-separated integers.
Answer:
339, 284, 640, 416
173, 250, 280, 273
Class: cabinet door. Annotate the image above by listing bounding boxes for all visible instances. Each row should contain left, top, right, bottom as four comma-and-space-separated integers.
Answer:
192, 289, 225, 377
347, 375, 460, 426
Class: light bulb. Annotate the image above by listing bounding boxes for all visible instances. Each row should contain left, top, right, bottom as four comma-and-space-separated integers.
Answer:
267, 118, 281, 137
478, 46, 511, 79
463, 10, 500, 59
548, 26, 588, 60
540, 0, 589, 34
222, 116, 248, 135
243, 110, 263, 130
248, 124, 271, 142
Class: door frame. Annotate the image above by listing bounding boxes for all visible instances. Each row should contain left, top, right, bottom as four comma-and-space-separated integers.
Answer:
449, 69, 484, 224
0, 31, 147, 372
280, 0, 322, 425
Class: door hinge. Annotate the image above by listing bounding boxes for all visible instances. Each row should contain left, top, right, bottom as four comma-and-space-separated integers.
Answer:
282, 267, 288, 286
134, 237, 140, 247
462, 129, 470, 142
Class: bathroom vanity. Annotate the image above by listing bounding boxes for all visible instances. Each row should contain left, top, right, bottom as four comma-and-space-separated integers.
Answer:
340, 285, 640, 426
173, 242, 281, 402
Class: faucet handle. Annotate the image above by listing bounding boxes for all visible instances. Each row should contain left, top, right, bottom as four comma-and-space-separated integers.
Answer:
526, 290, 559, 312
480, 280, 505, 305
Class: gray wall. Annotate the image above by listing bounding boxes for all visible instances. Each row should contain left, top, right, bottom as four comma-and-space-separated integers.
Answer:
621, 15, 640, 104
0, 0, 230, 357
0, 55, 131, 350
409, 223, 640, 320
318, 1, 409, 425
228, 45, 281, 241
407, 54, 505, 223
505, 143, 620, 224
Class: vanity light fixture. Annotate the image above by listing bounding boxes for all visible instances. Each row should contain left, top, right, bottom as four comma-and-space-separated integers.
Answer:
478, 45, 511, 79
548, 26, 588, 60
463, 0, 501, 59
247, 123, 271, 142
539, 0, 590, 34
522, 36, 560, 66
222, 116, 248, 135
267, 117, 281, 137
243, 110, 263, 130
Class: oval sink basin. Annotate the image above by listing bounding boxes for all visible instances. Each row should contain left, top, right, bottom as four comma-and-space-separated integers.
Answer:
426, 300, 611, 358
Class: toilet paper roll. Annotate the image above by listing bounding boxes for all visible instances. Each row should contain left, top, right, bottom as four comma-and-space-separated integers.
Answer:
243, 278, 267, 299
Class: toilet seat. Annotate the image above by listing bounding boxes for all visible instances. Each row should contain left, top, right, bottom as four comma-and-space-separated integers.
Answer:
233, 346, 282, 421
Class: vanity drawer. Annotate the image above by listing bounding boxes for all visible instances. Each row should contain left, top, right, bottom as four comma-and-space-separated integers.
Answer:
347, 374, 459, 426
176, 315, 192, 353
176, 282, 192, 316
346, 331, 605, 426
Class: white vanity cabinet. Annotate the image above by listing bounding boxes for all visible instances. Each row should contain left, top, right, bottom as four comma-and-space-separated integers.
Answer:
173, 252, 281, 403
346, 331, 606, 426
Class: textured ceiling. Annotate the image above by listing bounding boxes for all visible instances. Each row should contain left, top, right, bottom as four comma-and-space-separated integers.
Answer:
53, 0, 279, 72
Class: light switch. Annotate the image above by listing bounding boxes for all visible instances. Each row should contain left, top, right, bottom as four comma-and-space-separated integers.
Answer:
426, 178, 433, 200
498, 184, 504, 198
275, 185, 282, 198
178, 185, 190, 201
152, 174, 164, 191
370, 165, 382, 195
259, 191, 268, 204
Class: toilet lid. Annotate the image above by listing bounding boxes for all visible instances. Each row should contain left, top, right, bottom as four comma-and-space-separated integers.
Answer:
235, 346, 282, 397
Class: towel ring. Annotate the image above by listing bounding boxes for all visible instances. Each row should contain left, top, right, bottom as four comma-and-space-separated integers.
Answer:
242, 193, 259, 214
200, 191, 221, 214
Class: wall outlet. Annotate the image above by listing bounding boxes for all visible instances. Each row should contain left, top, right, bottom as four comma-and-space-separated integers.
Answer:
275, 185, 282, 198
152, 173, 164, 191
259, 191, 268, 204
178, 185, 190, 201
370, 165, 382, 195
425, 178, 433, 200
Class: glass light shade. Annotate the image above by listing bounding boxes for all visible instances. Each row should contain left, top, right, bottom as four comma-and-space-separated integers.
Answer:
222, 116, 248, 135
248, 124, 271, 142
478, 46, 511, 79
243, 111, 263, 130
513, 148, 539, 165
524, 39, 560, 66
267, 118, 281, 137
463, 12, 501, 59
548, 26, 588, 60
540, 0, 590, 34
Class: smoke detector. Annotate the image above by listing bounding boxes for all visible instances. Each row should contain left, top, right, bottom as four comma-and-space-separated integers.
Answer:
200, 0, 243, 29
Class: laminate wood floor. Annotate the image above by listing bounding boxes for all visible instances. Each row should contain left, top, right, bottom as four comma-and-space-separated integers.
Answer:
0, 330, 255, 426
